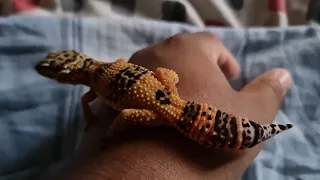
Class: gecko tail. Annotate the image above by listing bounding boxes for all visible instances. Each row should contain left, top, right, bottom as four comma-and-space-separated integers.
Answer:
259, 123, 293, 141
244, 121, 293, 148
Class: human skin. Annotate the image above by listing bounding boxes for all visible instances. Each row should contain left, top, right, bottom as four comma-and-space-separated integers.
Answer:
60, 32, 292, 180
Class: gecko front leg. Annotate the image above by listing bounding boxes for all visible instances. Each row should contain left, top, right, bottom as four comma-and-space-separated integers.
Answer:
154, 67, 179, 95
81, 88, 98, 131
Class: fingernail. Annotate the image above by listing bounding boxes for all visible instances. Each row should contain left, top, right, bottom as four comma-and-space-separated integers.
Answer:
278, 70, 292, 96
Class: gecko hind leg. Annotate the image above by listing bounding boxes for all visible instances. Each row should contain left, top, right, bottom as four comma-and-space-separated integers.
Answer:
100, 109, 168, 148
81, 89, 98, 132
107, 109, 167, 137
154, 67, 179, 95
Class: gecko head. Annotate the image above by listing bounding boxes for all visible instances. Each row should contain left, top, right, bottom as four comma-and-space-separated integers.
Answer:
35, 50, 98, 85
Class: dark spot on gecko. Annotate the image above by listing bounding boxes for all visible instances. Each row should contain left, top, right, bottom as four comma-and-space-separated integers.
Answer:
133, 74, 143, 80
208, 107, 212, 110
66, 59, 74, 63
207, 115, 212, 120
247, 121, 261, 148
263, 126, 267, 130
223, 114, 228, 123
229, 117, 238, 148
214, 110, 222, 132
182, 106, 188, 116
221, 120, 227, 130
201, 112, 206, 116
155, 88, 171, 105
240, 131, 247, 148
247, 130, 251, 134
259, 126, 264, 139
200, 126, 205, 133
206, 123, 210, 128
179, 102, 202, 135
287, 124, 293, 128
219, 122, 228, 148
64, 54, 70, 58
160, 98, 171, 105
246, 136, 252, 141
167, 91, 171, 95
124, 71, 135, 77
190, 104, 195, 110
278, 125, 287, 130
271, 126, 276, 134
155, 90, 166, 100
126, 79, 135, 89
96, 66, 105, 74
242, 122, 250, 128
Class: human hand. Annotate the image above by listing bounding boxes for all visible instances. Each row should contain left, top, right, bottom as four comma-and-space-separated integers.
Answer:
64, 32, 292, 180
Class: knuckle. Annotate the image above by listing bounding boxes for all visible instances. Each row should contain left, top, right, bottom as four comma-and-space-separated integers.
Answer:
164, 32, 223, 47
197, 31, 221, 42
203, 32, 218, 39
130, 50, 142, 60
129, 45, 157, 62
165, 33, 187, 45
206, 33, 223, 45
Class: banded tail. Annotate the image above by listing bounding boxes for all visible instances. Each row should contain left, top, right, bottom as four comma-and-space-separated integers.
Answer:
173, 101, 293, 149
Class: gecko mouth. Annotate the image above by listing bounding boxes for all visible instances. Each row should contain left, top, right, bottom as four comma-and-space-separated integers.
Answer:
35, 61, 61, 79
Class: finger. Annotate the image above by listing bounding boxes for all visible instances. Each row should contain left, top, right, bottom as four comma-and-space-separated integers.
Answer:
217, 50, 240, 80
240, 68, 292, 112
174, 32, 240, 80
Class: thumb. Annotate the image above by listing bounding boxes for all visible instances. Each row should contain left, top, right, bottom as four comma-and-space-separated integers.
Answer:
241, 68, 292, 111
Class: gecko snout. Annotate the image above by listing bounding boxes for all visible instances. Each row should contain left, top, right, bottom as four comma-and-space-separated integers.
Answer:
35, 60, 61, 79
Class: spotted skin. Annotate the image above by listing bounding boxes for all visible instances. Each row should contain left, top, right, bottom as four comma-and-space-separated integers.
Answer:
35, 50, 293, 149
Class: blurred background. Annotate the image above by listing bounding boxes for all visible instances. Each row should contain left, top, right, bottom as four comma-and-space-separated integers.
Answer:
0, 0, 319, 28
